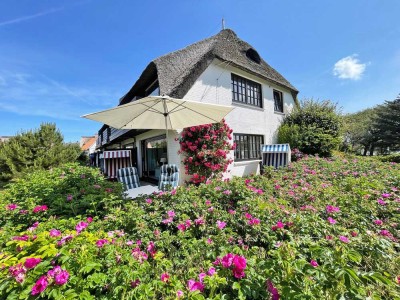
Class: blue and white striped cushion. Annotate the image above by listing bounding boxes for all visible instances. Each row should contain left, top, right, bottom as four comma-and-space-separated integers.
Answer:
117, 167, 140, 190
158, 164, 179, 191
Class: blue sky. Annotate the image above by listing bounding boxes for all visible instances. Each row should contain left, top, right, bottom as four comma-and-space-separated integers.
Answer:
0, 0, 399, 142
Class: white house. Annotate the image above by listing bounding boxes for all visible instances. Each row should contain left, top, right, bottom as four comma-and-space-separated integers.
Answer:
96, 29, 298, 183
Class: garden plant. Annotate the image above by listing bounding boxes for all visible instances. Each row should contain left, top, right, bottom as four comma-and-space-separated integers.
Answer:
0, 155, 399, 299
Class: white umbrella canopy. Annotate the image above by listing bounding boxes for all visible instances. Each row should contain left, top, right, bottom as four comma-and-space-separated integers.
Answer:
82, 96, 234, 130
82, 95, 234, 163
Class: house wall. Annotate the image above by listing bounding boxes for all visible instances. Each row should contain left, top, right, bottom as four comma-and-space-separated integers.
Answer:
183, 58, 296, 178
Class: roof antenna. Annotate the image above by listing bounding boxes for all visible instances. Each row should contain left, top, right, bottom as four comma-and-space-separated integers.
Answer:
222, 18, 225, 30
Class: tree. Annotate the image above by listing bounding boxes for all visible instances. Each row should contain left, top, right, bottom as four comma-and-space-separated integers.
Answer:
341, 108, 378, 155
373, 94, 400, 151
0, 123, 82, 185
278, 99, 342, 157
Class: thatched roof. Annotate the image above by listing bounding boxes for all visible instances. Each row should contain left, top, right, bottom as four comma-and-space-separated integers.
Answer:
120, 29, 298, 105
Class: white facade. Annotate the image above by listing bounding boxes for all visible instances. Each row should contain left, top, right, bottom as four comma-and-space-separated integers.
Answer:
132, 58, 296, 182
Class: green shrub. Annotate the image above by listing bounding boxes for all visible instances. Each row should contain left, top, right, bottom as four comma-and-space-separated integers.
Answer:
0, 156, 399, 299
278, 99, 342, 156
377, 153, 400, 163
0, 123, 82, 185
0, 163, 124, 228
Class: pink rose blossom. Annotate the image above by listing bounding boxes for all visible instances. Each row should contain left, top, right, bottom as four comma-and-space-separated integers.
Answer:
24, 258, 41, 269
177, 223, 186, 232
176, 290, 184, 298
87, 217, 93, 223
96, 239, 109, 248
130, 279, 140, 288
232, 268, 245, 279
208, 267, 216, 276
160, 273, 170, 282
374, 219, 383, 226
326, 205, 340, 214
310, 260, 319, 267
31, 275, 48, 295
32, 205, 48, 213
198, 272, 207, 283
216, 220, 226, 229
49, 229, 61, 237
167, 210, 175, 218
327, 217, 337, 224
267, 279, 280, 300
75, 221, 88, 233
187, 279, 205, 292
221, 253, 234, 268
339, 236, 350, 243
377, 199, 387, 205
54, 270, 69, 285
381, 193, 391, 198
6, 203, 18, 210
272, 221, 284, 231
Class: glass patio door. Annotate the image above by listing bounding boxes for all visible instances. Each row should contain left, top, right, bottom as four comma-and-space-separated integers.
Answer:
141, 135, 167, 181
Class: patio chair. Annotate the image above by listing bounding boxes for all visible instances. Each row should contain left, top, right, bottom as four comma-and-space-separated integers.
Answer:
158, 164, 179, 191
117, 167, 140, 190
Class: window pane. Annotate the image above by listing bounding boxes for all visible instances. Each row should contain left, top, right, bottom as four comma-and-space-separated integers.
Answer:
233, 134, 264, 160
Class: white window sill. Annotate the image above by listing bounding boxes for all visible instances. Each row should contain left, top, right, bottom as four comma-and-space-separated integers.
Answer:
274, 111, 285, 116
232, 101, 264, 111
234, 159, 262, 166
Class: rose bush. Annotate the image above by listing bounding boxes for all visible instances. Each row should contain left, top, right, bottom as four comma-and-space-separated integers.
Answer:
178, 119, 234, 184
0, 156, 399, 299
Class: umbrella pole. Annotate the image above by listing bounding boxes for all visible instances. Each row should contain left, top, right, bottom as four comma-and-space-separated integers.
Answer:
165, 115, 169, 164
162, 98, 169, 165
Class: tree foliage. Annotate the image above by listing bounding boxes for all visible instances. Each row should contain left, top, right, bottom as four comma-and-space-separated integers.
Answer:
373, 94, 400, 150
0, 123, 82, 184
278, 99, 342, 156
341, 108, 378, 155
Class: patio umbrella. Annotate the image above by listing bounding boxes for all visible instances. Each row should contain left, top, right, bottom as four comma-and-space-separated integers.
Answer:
82, 95, 234, 161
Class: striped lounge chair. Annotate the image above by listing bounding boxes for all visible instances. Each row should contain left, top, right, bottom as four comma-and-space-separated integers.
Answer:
158, 164, 179, 191
117, 167, 140, 190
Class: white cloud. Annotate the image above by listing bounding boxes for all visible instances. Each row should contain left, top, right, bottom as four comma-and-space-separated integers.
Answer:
0, 8, 64, 27
333, 55, 367, 80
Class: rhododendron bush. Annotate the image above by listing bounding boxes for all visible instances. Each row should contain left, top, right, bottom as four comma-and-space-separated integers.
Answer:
178, 119, 234, 184
0, 156, 399, 299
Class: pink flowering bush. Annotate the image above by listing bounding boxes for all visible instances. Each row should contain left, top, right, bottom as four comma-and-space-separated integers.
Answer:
0, 163, 123, 227
0, 155, 399, 299
178, 119, 234, 184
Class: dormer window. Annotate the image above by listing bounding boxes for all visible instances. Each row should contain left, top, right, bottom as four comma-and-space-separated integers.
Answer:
145, 80, 160, 96
246, 48, 261, 64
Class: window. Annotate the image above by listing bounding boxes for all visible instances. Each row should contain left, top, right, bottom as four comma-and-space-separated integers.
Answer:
234, 134, 264, 161
273, 90, 283, 113
231, 74, 262, 108
145, 80, 160, 97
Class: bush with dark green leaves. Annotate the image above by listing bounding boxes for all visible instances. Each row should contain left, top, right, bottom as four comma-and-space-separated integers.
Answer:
0, 163, 124, 227
278, 99, 342, 156
0, 123, 82, 185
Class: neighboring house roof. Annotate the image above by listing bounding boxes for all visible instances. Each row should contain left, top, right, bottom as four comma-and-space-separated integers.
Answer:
120, 28, 298, 105
81, 136, 96, 151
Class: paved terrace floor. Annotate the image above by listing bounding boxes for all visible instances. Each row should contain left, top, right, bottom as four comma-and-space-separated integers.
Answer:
125, 181, 160, 199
